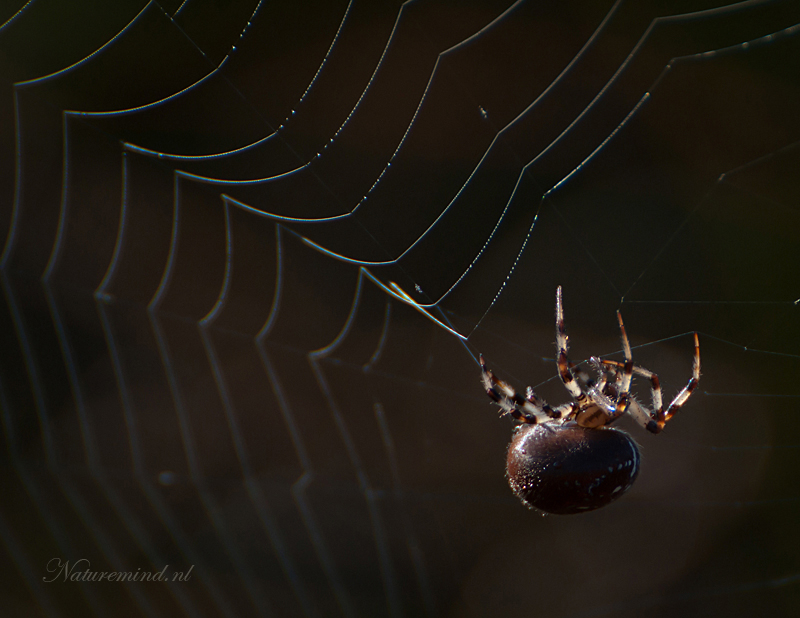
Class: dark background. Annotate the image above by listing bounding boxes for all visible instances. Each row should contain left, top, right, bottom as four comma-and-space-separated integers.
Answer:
1, 1, 799, 617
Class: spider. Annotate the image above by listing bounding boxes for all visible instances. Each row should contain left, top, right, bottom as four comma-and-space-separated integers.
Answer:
480, 286, 700, 514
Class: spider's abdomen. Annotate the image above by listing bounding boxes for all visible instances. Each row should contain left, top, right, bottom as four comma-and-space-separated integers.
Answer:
506, 424, 640, 515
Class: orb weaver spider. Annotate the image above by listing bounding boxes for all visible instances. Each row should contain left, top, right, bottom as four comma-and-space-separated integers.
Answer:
480, 287, 700, 514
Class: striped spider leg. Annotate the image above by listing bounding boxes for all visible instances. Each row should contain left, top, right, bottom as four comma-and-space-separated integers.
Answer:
480, 355, 575, 425
591, 331, 701, 433
555, 286, 634, 428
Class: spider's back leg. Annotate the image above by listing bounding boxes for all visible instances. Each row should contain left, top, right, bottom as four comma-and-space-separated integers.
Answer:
480, 355, 561, 424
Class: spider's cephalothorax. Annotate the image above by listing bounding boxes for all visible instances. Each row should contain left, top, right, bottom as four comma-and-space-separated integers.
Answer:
480, 287, 700, 514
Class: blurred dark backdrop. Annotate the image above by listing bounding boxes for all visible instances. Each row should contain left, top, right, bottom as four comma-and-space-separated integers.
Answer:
1, 1, 799, 617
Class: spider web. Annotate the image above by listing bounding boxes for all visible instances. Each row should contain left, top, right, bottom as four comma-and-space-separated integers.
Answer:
1, 1, 799, 617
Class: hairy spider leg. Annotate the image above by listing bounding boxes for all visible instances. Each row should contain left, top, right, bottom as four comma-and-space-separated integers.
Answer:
525, 386, 572, 420
568, 360, 605, 391
480, 355, 564, 424
611, 311, 635, 420
555, 286, 586, 402
626, 398, 658, 431
592, 332, 700, 433
593, 358, 663, 416
659, 333, 701, 429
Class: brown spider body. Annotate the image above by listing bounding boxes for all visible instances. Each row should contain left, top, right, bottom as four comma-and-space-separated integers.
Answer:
480, 286, 700, 514
507, 424, 639, 514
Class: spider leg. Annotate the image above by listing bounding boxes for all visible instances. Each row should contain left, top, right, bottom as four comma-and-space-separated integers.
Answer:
555, 286, 587, 402
657, 333, 701, 431
627, 397, 658, 431
593, 357, 663, 422
593, 332, 700, 433
569, 361, 601, 389
612, 311, 634, 419
525, 386, 570, 420
480, 355, 561, 424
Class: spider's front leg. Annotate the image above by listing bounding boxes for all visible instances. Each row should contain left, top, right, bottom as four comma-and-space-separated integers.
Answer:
555, 286, 588, 402
612, 311, 635, 419
658, 332, 701, 431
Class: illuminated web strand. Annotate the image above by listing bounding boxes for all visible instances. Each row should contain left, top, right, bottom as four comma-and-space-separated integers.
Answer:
308, 275, 404, 617
722, 138, 800, 179
0, 0, 35, 31
199, 199, 233, 325
373, 402, 437, 617
225, 194, 349, 222
147, 310, 267, 616
256, 224, 284, 340
96, 153, 129, 297
618, 27, 800, 301
14, 2, 156, 87
513, 8, 800, 303
141, 179, 309, 613
198, 324, 318, 617
68, 64, 220, 118
257, 341, 341, 618
123, 0, 352, 162
0, 277, 106, 615
365, 271, 467, 340
136, 2, 541, 222
123, 133, 277, 162
532, 0, 780, 187
63, 0, 344, 172
173, 0, 191, 16
123, 0, 402, 179
0, 91, 23, 268
309, 361, 399, 618
363, 301, 392, 371
136, 172, 266, 611
72, 3, 280, 158
289, 0, 624, 260
349, 0, 527, 213
226, 1, 797, 308
178, 164, 308, 186
249, 233, 352, 616
696, 333, 800, 360
148, 175, 180, 312
292, 0, 355, 118
42, 283, 170, 616
266, 0, 627, 279
482, 17, 800, 327
464, 209, 538, 340
96, 299, 237, 616
42, 114, 72, 282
